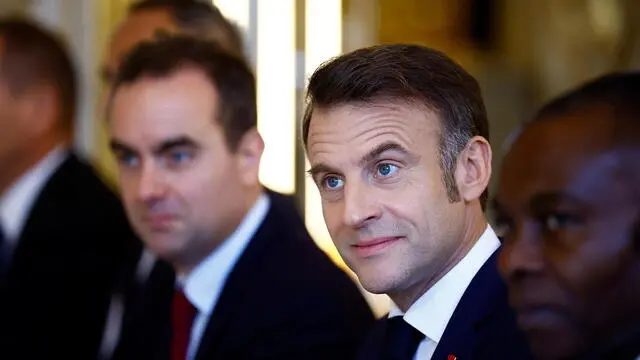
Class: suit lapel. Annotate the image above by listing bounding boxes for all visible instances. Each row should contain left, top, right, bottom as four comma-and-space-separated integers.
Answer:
431, 250, 505, 360
194, 198, 281, 360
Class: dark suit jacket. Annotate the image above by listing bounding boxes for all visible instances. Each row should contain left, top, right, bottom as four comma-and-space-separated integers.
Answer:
112, 189, 375, 360
357, 250, 534, 360
0, 153, 141, 359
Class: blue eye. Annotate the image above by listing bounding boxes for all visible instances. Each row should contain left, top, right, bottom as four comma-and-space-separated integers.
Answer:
323, 176, 344, 190
168, 152, 192, 164
118, 153, 139, 168
376, 163, 398, 177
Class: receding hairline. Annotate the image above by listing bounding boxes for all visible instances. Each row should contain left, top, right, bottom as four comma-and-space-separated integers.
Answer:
126, 1, 244, 55
508, 102, 640, 192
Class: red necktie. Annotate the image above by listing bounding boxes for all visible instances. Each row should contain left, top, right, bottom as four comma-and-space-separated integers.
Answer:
170, 289, 197, 360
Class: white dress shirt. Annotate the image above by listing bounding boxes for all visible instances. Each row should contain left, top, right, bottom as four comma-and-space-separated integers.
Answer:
176, 192, 270, 360
389, 224, 501, 360
0, 146, 68, 248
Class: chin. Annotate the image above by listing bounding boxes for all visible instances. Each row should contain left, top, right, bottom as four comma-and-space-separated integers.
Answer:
346, 254, 407, 294
141, 233, 182, 258
354, 266, 405, 295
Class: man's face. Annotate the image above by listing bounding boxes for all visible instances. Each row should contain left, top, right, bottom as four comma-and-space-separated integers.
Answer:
108, 68, 262, 271
0, 38, 55, 188
306, 102, 469, 302
495, 108, 640, 360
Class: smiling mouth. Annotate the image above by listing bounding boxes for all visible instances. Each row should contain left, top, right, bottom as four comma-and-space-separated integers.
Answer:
351, 236, 403, 258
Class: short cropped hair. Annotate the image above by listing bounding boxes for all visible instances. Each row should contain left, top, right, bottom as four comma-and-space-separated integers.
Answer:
128, 0, 244, 58
303, 44, 490, 209
0, 17, 77, 131
533, 72, 640, 128
109, 35, 256, 151
531, 72, 640, 204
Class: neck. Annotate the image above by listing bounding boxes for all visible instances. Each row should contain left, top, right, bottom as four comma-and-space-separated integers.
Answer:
0, 136, 65, 197
390, 203, 487, 312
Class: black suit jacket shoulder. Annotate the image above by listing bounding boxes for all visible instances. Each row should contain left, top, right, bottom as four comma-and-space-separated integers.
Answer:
114, 190, 375, 360
358, 250, 533, 360
0, 152, 141, 359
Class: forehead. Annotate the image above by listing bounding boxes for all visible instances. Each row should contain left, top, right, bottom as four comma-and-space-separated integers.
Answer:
499, 109, 629, 206
307, 101, 440, 158
107, 9, 178, 70
110, 68, 220, 142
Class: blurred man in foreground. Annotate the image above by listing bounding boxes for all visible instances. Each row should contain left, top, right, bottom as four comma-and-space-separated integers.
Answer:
0, 18, 138, 359
495, 72, 640, 360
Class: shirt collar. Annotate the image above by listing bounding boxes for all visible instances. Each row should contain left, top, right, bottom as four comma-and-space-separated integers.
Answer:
178, 192, 270, 315
389, 224, 501, 344
0, 146, 68, 244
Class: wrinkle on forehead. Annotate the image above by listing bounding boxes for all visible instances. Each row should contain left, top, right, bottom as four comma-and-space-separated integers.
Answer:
307, 102, 438, 159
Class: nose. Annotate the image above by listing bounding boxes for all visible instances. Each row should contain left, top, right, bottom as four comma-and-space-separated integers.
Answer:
342, 182, 381, 229
136, 163, 167, 202
498, 226, 545, 280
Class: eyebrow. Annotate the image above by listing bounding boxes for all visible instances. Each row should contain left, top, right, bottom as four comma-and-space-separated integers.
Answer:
307, 163, 339, 180
529, 191, 582, 211
109, 136, 198, 155
307, 141, 415, 179
358, 141, 414, 168
109, 139, 134, 154
153, 136, 198, 154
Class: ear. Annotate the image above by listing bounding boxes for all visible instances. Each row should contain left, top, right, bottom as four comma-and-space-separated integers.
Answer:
234, 127, 264, 187
454, 136, 492, 203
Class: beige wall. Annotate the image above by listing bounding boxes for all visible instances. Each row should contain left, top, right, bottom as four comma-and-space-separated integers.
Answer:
0, 0, 30, 16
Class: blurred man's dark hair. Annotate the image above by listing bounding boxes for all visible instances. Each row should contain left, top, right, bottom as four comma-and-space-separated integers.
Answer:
0, 17, 76, 133
128, 0, 244, 58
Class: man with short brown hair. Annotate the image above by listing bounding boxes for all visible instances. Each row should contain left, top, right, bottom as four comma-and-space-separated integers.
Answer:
304, 43, 532, 359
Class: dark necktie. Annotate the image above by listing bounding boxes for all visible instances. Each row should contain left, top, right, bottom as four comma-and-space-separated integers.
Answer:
383, 316, 426, 360
170, 289, 197, 360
